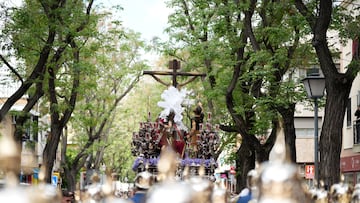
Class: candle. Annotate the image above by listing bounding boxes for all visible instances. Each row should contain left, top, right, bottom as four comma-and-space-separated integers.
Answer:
209, 133, 214, 139
215, 124, 220, 131
207, 122, 211, 131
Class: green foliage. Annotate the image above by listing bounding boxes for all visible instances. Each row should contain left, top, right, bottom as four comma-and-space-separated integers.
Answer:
1, 0, 152, 185
332, 3, 360, 44
2, 0, 46, 64
348, 60, 360, 76
64, 7, 150, 183
160, 0, 318, 172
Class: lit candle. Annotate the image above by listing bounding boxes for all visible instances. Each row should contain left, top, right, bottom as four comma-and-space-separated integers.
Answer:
155, 133, 161, 142
207, 122, 211, 131
134, 133, 139, 139
209, 133, 214, 139
215, 124, 220, 131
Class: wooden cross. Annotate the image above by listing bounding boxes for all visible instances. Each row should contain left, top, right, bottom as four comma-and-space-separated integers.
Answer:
143, 59, 206, 88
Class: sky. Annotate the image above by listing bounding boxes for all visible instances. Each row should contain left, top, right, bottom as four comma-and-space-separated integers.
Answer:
0, 0, 172, 95
1, 0, 172, 64
103, 0, 171, 42
120, 0, 171, 41
1, 0, 171, 43
100, 0, 172, 64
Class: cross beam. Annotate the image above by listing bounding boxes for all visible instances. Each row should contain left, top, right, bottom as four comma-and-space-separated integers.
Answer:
143, 59, 206, 88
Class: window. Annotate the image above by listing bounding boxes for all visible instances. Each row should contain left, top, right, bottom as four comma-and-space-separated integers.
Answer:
296, 128, 317, 138
355, 93, 360, 144
353, 37, 359, 58
347, 98, 352, 127
357, 172, 360, 185
344, 172, 355, 186
32, 115, 39, 142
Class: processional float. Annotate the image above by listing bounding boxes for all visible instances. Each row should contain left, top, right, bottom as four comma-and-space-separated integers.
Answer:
131, 59, 219, 179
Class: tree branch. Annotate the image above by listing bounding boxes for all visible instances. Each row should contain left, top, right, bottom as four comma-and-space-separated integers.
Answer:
0, 54, 23, 84
181, 0, 195, 32
244, 0, 261, 52
0, 28, 56, 121
294, 0, 316, 30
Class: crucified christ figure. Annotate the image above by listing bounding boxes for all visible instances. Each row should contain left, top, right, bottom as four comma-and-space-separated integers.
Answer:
143, 59, 206, 89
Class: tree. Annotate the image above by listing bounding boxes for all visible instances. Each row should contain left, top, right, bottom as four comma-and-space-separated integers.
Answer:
61, 20, 149, 190
226, 0, 313, 187
104, 79, 165, 182
0, 0, 97, 183
0, 0, 94, 123
42, 0, 98, 183
295, 0, 360, 186
163, 0, 314, 191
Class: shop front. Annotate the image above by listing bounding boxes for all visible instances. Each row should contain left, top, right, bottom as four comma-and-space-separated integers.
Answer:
340, 154, 360, 186
20, 168, 40, 185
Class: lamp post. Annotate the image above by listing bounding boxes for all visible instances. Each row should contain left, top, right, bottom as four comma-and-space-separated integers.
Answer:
302, 71, 326, 188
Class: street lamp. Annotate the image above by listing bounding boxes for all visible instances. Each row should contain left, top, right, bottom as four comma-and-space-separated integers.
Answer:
302, 71, 326, 188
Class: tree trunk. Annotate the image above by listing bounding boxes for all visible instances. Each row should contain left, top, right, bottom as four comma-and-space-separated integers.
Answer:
94, 146, 105, 170
277, 103, 297, 163
64, 168, 77, 192
255, 145, 271, 163
43, 124, 62, 183
294, 0, 359, 189
319, 79, 351, 188
311, 9, 354, 187
62, 153, 89, 191
254, 119, 279, 164
235, 140, 255, 193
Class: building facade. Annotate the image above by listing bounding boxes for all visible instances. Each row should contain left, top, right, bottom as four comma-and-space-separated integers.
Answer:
0, 67, 52, 184
339, 0, 360, 186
